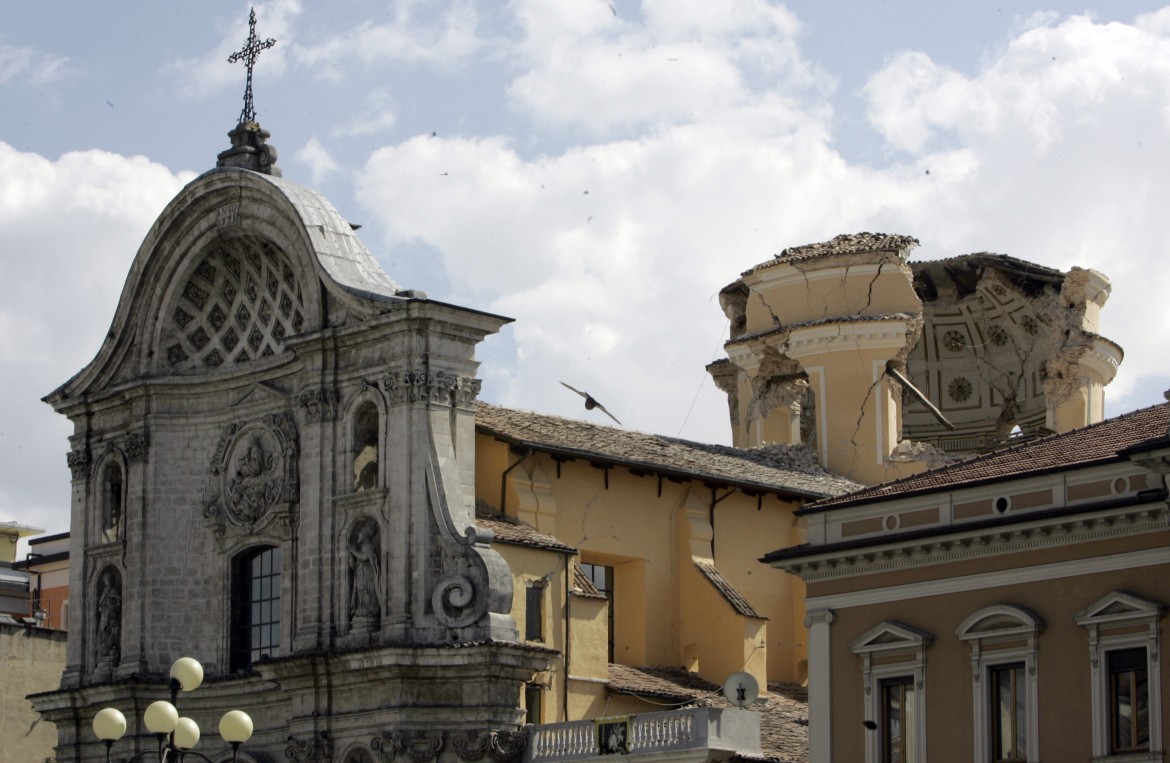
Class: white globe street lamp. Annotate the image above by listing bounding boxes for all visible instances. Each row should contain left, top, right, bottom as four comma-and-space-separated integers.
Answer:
92, 657, 253, 762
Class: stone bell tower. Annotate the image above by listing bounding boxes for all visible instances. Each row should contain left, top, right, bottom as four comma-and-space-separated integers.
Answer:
32, 13, 549, 763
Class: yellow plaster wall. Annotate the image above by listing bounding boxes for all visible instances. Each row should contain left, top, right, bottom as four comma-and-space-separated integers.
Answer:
677, 555, 767, 688
712, 494, 807, 681
476, 433, 812, 716
493, 543, 567, 724
0, 623, 65, 763
744, 262, 918, 333
801, 352, 920, 485
0, 532, 20, 565
567, 594, 610, 719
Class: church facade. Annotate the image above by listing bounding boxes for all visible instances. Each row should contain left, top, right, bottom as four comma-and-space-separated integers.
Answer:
32, 126, 554, 762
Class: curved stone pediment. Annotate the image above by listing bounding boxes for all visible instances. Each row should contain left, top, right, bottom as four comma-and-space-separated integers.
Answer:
47, 167, 408, 404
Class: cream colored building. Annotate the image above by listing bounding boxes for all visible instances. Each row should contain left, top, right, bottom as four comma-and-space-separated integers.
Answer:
766, 401, 1170, 763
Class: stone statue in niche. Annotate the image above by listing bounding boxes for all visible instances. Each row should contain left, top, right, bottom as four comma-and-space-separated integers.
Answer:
347, 518, 381, 627
101, 464, 123, 544
95, 568, 122, 662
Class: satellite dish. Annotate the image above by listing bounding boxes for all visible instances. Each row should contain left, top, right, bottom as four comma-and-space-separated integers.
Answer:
722, 671, 760, 708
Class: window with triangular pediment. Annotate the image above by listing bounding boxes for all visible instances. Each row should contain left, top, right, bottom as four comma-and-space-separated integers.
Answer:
851, 621, 932, 763
1075, 591, 1165, 761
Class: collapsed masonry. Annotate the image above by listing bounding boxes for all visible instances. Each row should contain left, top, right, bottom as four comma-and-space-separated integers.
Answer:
708, 233, 1122, 486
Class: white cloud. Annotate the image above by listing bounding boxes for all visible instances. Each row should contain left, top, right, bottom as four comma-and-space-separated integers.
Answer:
330, 89, 399, 137
354, 5, 1170, 448
505, 0, 827, 134
294, 0, 485, 80
296, 136, 340, 184
355, 110, 932, 441
0, 43, 71, 86
862, 12, 1170, 412
168, 0, 301, 102
0, 143, 192, 534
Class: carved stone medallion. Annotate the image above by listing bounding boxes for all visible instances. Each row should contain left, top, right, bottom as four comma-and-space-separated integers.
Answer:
210, 413, 298, 527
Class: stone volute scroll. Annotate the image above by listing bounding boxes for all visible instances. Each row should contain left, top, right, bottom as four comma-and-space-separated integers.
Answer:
425, 440, 514, 638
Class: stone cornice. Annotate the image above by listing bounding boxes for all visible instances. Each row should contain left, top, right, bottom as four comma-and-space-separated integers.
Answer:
786, 319, 912, 359
1079, 336, 1124, 383
776, 501, 1169, 582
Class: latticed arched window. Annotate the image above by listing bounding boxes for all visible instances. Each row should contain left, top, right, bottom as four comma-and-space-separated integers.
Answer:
352, 402, 379, 491
230, 546, 281, 671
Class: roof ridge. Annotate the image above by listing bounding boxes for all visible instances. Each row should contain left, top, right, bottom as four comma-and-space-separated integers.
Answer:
804, 402, 1170, 511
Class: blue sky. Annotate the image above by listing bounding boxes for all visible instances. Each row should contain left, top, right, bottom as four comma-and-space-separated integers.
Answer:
3, 0, 1169, 540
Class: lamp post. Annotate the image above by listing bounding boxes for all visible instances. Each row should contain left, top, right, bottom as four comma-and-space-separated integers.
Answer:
92, 657, 253, 762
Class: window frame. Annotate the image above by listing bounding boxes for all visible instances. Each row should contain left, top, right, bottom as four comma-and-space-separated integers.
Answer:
580, 562, 614, 662
879, 674, 917, 763
525, 581, 545, 643
1107, 647, 1150, 755
525, 682, 543, 725
956, 604, 1042, 763
230, 545, 282, 672
1075, 591, 1165, 763
850, 621, 932, 763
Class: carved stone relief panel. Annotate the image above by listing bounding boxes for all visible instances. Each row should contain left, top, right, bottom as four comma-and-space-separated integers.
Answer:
381, 370, 481, 409
202, 413, 299, 547
122, 428, 150, 462
67, 448, 90, 480
298, 387, 339, 423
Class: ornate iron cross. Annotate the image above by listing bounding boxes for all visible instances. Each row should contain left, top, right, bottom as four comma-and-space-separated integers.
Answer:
228, 7, 277, 125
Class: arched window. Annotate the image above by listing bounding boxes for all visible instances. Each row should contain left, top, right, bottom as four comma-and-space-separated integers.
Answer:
956, 605, 1043, 763
352, 402, 379, 492
101, 463, 124, 543
230, 546, 281, 671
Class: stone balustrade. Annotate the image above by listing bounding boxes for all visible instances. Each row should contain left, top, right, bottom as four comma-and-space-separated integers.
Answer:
526, 707, 760, 762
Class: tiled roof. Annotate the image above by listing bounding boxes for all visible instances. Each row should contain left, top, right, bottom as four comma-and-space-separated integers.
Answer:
758, 683, 809, 763
695, 561, 763, 618
607, 664, 720, 702
743, 233, 919, 274
476, 403, 861, 500
475, 503, 577, 554
605, 666, 808, 762
572, 565, 607, 599
803, 403, 1170, 513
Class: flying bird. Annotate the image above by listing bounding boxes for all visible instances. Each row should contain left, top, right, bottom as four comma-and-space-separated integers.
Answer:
560, 382, 622, 426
